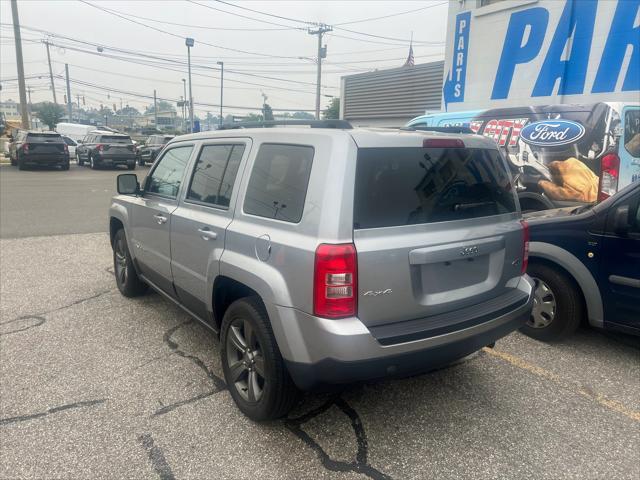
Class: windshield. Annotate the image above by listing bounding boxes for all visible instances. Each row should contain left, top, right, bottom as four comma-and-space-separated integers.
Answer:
354, 147, 517, 229
26, 133, 63, 142
99, 136, 132, 144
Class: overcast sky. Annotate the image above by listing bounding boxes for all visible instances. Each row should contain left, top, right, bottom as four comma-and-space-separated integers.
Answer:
0, 0, 448, 118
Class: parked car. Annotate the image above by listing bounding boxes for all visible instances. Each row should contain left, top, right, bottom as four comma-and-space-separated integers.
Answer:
109, 120, 534, 420
61, 135, 77, 160
138, 134, 174, 166
523, 181, 640, 341
9, 130, 70, 170
76, 131, 136, 170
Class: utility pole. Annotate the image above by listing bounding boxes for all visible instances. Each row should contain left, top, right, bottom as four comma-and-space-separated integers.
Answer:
11, 0, 30, 129
181, 78, 187, 133
153, 89, 158, 130
185, 38, 195, 133
308, 24, 332, 120
27, 86, 32, 105
217, 61, 224, 128
43, 39, 57, 104
261, 91, 268, 120
65, 63, 72, 122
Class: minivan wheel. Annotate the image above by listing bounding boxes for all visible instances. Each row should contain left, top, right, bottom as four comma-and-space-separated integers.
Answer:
520, 263, 583, 342
221, 297, 299, 421
113, 229, 148, 297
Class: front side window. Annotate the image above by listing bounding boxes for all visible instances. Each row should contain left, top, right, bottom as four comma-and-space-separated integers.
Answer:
187, 144, 245, 208
243, 144, 314, 223
147, 146, 193, 198
354, 147, 517, 229
624, 110, 640, 158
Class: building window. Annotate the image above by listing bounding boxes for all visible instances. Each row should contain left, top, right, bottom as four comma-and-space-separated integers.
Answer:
480, 0, 506, 5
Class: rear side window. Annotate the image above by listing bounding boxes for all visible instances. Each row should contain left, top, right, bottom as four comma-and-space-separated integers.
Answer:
354, 147, 517, 229
147, 146, 193, 198
27, 133, 63, 142
187, 144, 245, 208
243, 144, 314, 223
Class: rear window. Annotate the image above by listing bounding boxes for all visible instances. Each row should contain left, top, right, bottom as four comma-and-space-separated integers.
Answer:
354, 147, 517, 229
99, 135, 131, 144
27, 133, 62, 142
243, 144, 314, 223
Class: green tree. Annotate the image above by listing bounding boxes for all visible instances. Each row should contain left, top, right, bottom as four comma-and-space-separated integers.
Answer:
145, 100, 176, 114
322, 98, 340, 120
117, 105, 140, 116
32, 102, 64, 130
263, 103, 274, 121
292, 111, 314, 120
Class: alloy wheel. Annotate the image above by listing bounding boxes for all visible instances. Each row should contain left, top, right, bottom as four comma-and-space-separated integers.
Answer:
225, 318, 266, 403
114, 235, 128, 286
528, 277, 556, 329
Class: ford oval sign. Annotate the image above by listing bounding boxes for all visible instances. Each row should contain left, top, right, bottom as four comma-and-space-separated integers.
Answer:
520, 120, 585, 147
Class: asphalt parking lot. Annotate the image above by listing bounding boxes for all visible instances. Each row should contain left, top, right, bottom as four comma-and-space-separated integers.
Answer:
1, 163, 639, 479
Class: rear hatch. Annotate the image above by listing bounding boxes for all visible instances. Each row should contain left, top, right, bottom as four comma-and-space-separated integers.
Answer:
100, 135, 135, 155
352, 140, 526, 328
26, 133, 65, 154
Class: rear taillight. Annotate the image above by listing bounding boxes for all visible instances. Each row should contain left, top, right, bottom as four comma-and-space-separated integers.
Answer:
521, 220, 530, 275
598, 152, 620, 202
96, 144, 105, 152
22, 143, 29, 154
313, 243, 357, 319
423, 138, 465, 148
63, 144, 69, 154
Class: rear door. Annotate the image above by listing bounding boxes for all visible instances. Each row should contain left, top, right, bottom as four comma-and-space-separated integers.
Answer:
353, 144, 526, 327
128, 144, 194, 295
170, 140, 250, 321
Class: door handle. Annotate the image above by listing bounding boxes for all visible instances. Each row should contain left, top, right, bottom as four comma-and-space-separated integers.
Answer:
197, 227, 218, 240
154, 214, 168, 225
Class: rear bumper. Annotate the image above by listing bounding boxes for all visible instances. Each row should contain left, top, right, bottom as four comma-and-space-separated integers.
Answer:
96, 154, 136, 165
22, 154, 68, 165
276, 276, 534, 390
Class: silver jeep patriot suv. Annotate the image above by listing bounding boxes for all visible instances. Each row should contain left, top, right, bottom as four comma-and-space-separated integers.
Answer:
109, 121, 534, 421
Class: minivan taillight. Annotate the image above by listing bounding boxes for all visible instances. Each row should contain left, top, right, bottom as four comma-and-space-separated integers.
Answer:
22, 143, 29, 154
314, 243, 357, 319
521, 220, 529, 275
598, 152, 620, 202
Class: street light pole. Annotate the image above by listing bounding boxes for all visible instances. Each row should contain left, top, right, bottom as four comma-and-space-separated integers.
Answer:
185, 38, 195, 133
217, 61, 224, 128
181, 78, 187, 133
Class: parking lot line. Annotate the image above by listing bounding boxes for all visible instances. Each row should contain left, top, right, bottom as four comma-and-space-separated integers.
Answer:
483, 347, 640, 423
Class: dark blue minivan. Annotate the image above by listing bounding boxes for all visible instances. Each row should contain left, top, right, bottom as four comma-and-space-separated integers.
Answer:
522, 181, 640, 341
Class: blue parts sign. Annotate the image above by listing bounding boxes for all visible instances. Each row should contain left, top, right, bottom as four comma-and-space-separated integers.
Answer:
443, 11, 471, 108
443, 0, 640, 112
520, 120, 586, 147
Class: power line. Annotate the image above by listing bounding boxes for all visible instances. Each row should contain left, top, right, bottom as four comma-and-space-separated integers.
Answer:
334, 2, 448, 26
212, 0, 315, 26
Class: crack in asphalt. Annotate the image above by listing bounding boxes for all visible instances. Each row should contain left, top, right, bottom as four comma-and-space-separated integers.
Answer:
152, 321, 227, 416
285, 396, 393, 480
0, 399, 106, 426
0, 289, 114, 336
139, 433, 176, 480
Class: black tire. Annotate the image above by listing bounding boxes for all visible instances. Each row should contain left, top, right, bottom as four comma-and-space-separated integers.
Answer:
17, 154, 26, 171
89, 153, 97, 170
520, 263, 584, 341
77, 153, 84, 166
61, 162, 70, 171
127, 163, 136, 170
10, 156, 17, 166
112, 229, 147, 297
138, 158, 145, 166
220, 297, 299, 421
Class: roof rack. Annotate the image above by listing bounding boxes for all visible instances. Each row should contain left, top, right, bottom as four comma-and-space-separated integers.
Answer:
402, 126, 475, 134
218, 120, 353, 130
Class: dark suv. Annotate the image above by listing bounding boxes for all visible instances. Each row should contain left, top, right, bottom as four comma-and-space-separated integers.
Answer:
138, 134, 174, 166
9, 131, 70, 170
77, 131, 136, 170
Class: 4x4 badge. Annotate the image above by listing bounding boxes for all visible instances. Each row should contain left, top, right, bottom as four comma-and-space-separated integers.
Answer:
364, 289, 393, 297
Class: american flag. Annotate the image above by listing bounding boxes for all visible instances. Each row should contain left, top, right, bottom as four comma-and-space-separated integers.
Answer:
404, 35, 414, 67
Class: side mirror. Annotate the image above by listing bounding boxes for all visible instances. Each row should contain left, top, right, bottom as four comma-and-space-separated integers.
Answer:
613, 205, 630, 235
117, 174, 139, 195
